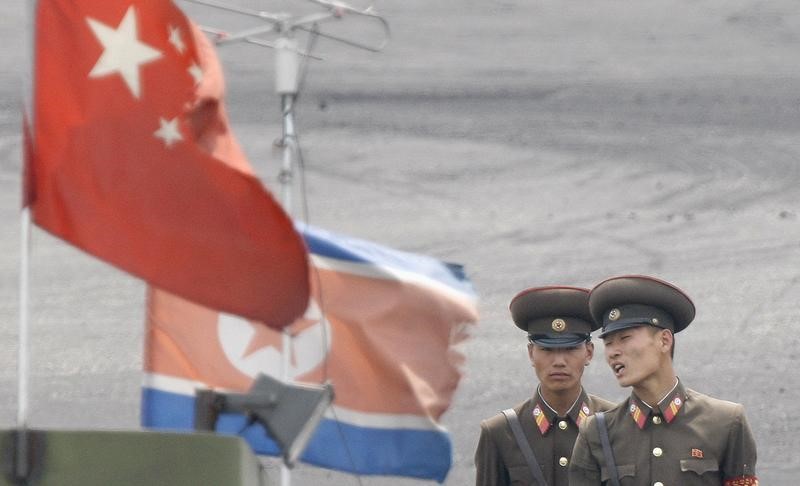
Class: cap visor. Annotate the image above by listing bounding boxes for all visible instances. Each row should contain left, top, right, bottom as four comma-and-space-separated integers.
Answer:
530, 334, 588, 348
598, 321, 649, 339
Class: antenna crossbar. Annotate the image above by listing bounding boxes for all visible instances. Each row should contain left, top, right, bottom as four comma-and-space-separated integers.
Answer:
182, 0, 390, 53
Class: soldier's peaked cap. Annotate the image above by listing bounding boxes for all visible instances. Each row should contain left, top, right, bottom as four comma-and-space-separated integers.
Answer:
510, 286, 598, 348
589, 275, 695, 338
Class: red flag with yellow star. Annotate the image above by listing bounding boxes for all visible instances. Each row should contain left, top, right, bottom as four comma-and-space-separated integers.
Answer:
25, 0, 309, 329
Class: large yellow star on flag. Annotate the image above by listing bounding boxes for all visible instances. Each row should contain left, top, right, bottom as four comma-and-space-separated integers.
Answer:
86, 6, 162, 99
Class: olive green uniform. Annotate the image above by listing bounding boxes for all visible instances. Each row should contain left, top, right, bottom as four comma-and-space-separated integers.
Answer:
569, 380, 758, 486
475, 388, 614, 486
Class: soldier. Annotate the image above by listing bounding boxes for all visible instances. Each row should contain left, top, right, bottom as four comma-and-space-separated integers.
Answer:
569, 275, 759, 486
475, 286, 615, 486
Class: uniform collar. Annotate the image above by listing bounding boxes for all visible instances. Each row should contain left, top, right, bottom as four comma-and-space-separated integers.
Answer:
532, 386, 592, 435
628, 379, 686, 429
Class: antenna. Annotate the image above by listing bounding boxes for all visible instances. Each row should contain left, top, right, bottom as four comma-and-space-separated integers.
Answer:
185, 0, 390, 52
181, 0, 390, 211
178, 2, 389, 483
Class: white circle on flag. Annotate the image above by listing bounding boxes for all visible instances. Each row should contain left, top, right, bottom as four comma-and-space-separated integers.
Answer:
217, 299, 332, 380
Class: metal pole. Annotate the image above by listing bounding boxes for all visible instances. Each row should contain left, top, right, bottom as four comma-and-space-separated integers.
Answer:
279, 94, 296, 213
16, 208, 31, 479
275, 33, 300, 486
16, 0, 37, 478
180, 4, 389, 480
18, 210, 30, 427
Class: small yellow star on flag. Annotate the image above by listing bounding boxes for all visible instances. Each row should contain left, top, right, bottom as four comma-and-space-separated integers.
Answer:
188, 62, 203, 86
154, 117, 183, 147
168, 25, 186, 53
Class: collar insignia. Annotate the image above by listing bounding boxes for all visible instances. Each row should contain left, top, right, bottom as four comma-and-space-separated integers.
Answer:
532, 404, 551, 435
575, 402, 590, 427
660, 389, 685, 423
630, 381, 687, 428
629, 401, 648, 429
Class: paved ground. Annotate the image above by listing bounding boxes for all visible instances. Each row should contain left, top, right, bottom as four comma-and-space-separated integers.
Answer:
1, 0, 799, 484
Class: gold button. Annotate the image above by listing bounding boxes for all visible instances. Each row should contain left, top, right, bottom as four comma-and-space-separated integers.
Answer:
559, 457, 568, 467
654, 482, 664, 486
558, 420, 568, 430
652, 447, 663, 457
652, 416, 662, 424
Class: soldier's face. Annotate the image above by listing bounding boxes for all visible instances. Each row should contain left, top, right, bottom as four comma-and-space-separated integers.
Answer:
528, 342, 593, 394
602, 326, 667, 387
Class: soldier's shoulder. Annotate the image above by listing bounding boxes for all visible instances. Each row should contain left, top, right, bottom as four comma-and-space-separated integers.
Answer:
582, 399, 630, 429
686, 388, 746, 418
587, 393, 618, 412
480, 399, 531, 431
579, 400, 627, 436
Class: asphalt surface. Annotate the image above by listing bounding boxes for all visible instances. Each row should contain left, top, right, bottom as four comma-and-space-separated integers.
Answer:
1, 0, 799, 484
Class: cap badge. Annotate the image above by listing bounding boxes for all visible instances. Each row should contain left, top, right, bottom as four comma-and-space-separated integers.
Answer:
552, 318, 566, 332
608, 308, 621, 321
651, 318, 659, 325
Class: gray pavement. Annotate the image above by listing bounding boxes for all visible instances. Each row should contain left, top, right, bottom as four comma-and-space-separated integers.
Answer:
2, 0, 799, 484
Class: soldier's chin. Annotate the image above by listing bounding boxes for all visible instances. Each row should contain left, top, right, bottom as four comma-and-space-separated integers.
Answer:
615, 374, 635, 387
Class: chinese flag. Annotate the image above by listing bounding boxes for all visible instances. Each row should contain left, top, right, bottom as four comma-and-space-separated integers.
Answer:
26, 0, 309, 329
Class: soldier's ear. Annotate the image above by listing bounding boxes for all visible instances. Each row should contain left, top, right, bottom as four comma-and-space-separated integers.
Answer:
659, 328, 674, 353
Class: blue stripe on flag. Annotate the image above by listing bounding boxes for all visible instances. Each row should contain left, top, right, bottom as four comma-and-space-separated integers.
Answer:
141, 387, 452, 482
297, 222, 475, 298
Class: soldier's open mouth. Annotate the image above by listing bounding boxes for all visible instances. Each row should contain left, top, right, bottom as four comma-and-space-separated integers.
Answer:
613, 364, 625, 376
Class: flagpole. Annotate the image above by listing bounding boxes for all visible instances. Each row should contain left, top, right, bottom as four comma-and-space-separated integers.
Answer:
16, 0, 36, 479
276, 31, 300, 486
275, 32, 299, 213
16, 208, 31, 479
18, 209, 31, 428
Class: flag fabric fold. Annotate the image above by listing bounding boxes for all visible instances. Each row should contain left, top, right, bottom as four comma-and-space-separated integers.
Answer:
142, 224, 479, 482
26, 0, 309, 328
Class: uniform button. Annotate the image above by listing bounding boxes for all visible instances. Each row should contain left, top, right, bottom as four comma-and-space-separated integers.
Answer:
654, 482, 664, 486
559, 457, 568, 467
558, 420, 568, 430
652, 447, 663, 457
652, 416, 662, 424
